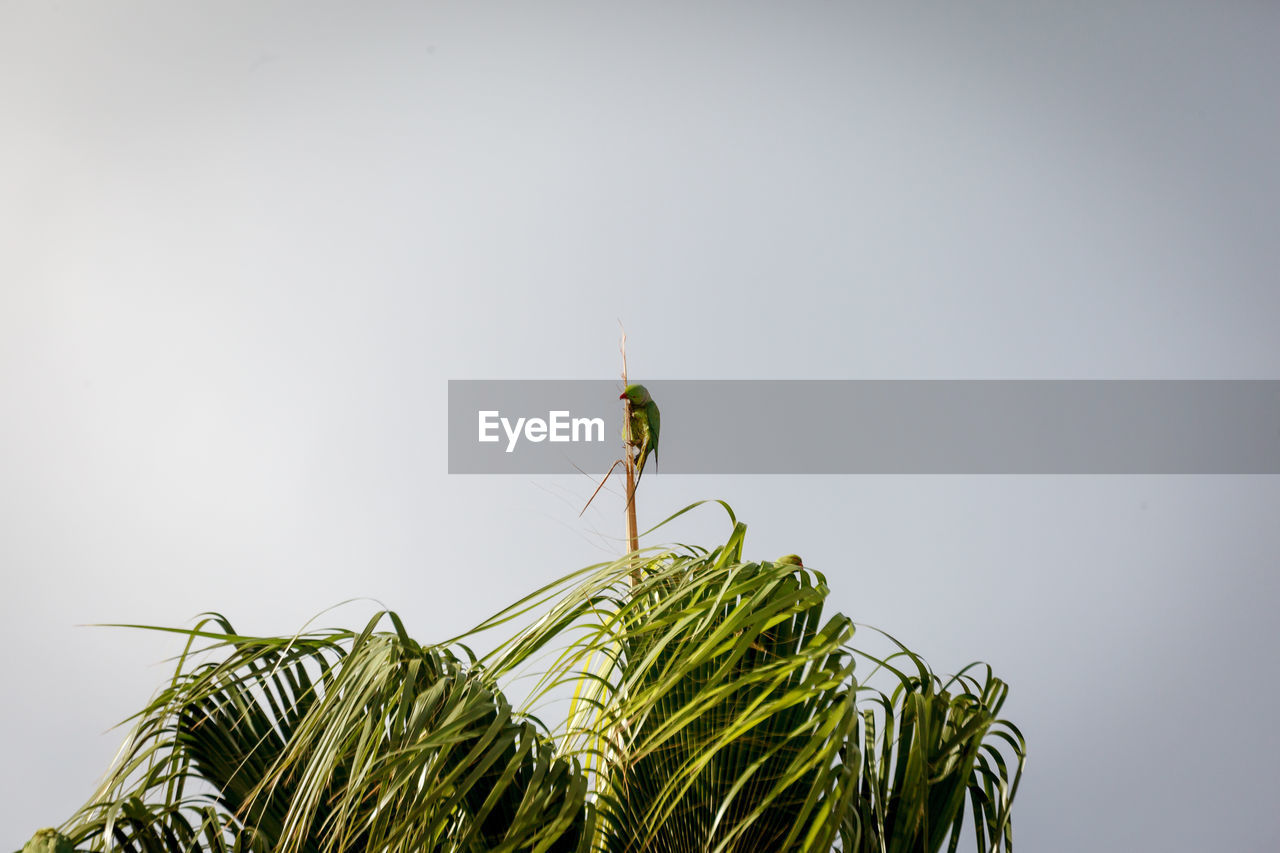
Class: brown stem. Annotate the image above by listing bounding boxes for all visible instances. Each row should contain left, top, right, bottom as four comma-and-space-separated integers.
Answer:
620, 326, 639, 584
624, 409, 640, 578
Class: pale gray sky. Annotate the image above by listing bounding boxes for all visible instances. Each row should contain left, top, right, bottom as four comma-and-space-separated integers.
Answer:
3, 2, 1279, 850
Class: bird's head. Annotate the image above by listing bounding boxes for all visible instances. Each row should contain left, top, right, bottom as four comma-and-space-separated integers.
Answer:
620, 384, 652, 405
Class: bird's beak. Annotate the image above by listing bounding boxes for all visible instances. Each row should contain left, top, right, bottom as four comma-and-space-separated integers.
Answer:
619, 392, 626, 400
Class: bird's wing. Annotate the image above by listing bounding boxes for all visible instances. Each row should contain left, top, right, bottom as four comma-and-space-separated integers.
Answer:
647, 400, 660, 463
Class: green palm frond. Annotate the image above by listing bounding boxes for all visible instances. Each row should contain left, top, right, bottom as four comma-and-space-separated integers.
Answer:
597, 554, 859, 853
63, 613, 589, 852
47, 503, 1023, 853
846, 646, 1025, 853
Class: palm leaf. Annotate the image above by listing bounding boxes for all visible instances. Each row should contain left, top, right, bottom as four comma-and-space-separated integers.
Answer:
846, 640, 1025, 852
479, 523, 858, 852
63, 613, 590, 852
49, 503, 1023, 853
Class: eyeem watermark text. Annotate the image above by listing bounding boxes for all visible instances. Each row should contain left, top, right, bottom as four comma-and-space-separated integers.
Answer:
478, 410, 606, 453
451, 380, 1280, 473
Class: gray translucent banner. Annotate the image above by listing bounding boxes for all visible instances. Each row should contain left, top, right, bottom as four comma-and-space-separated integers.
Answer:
447, 380, 1280, 474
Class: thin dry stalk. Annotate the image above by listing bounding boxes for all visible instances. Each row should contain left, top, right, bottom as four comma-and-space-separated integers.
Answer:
619, 327, 640, 582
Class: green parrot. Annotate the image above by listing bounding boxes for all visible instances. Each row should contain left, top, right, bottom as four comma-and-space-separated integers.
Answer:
776, 554, 804, 567
619, 383, 660, 490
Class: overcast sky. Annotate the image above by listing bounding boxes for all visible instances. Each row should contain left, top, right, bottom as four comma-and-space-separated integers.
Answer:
3, 2, 1279, 850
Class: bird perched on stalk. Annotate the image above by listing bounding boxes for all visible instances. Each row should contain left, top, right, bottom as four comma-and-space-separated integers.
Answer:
776, 554, 804, 567
620, 383, 660, 490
